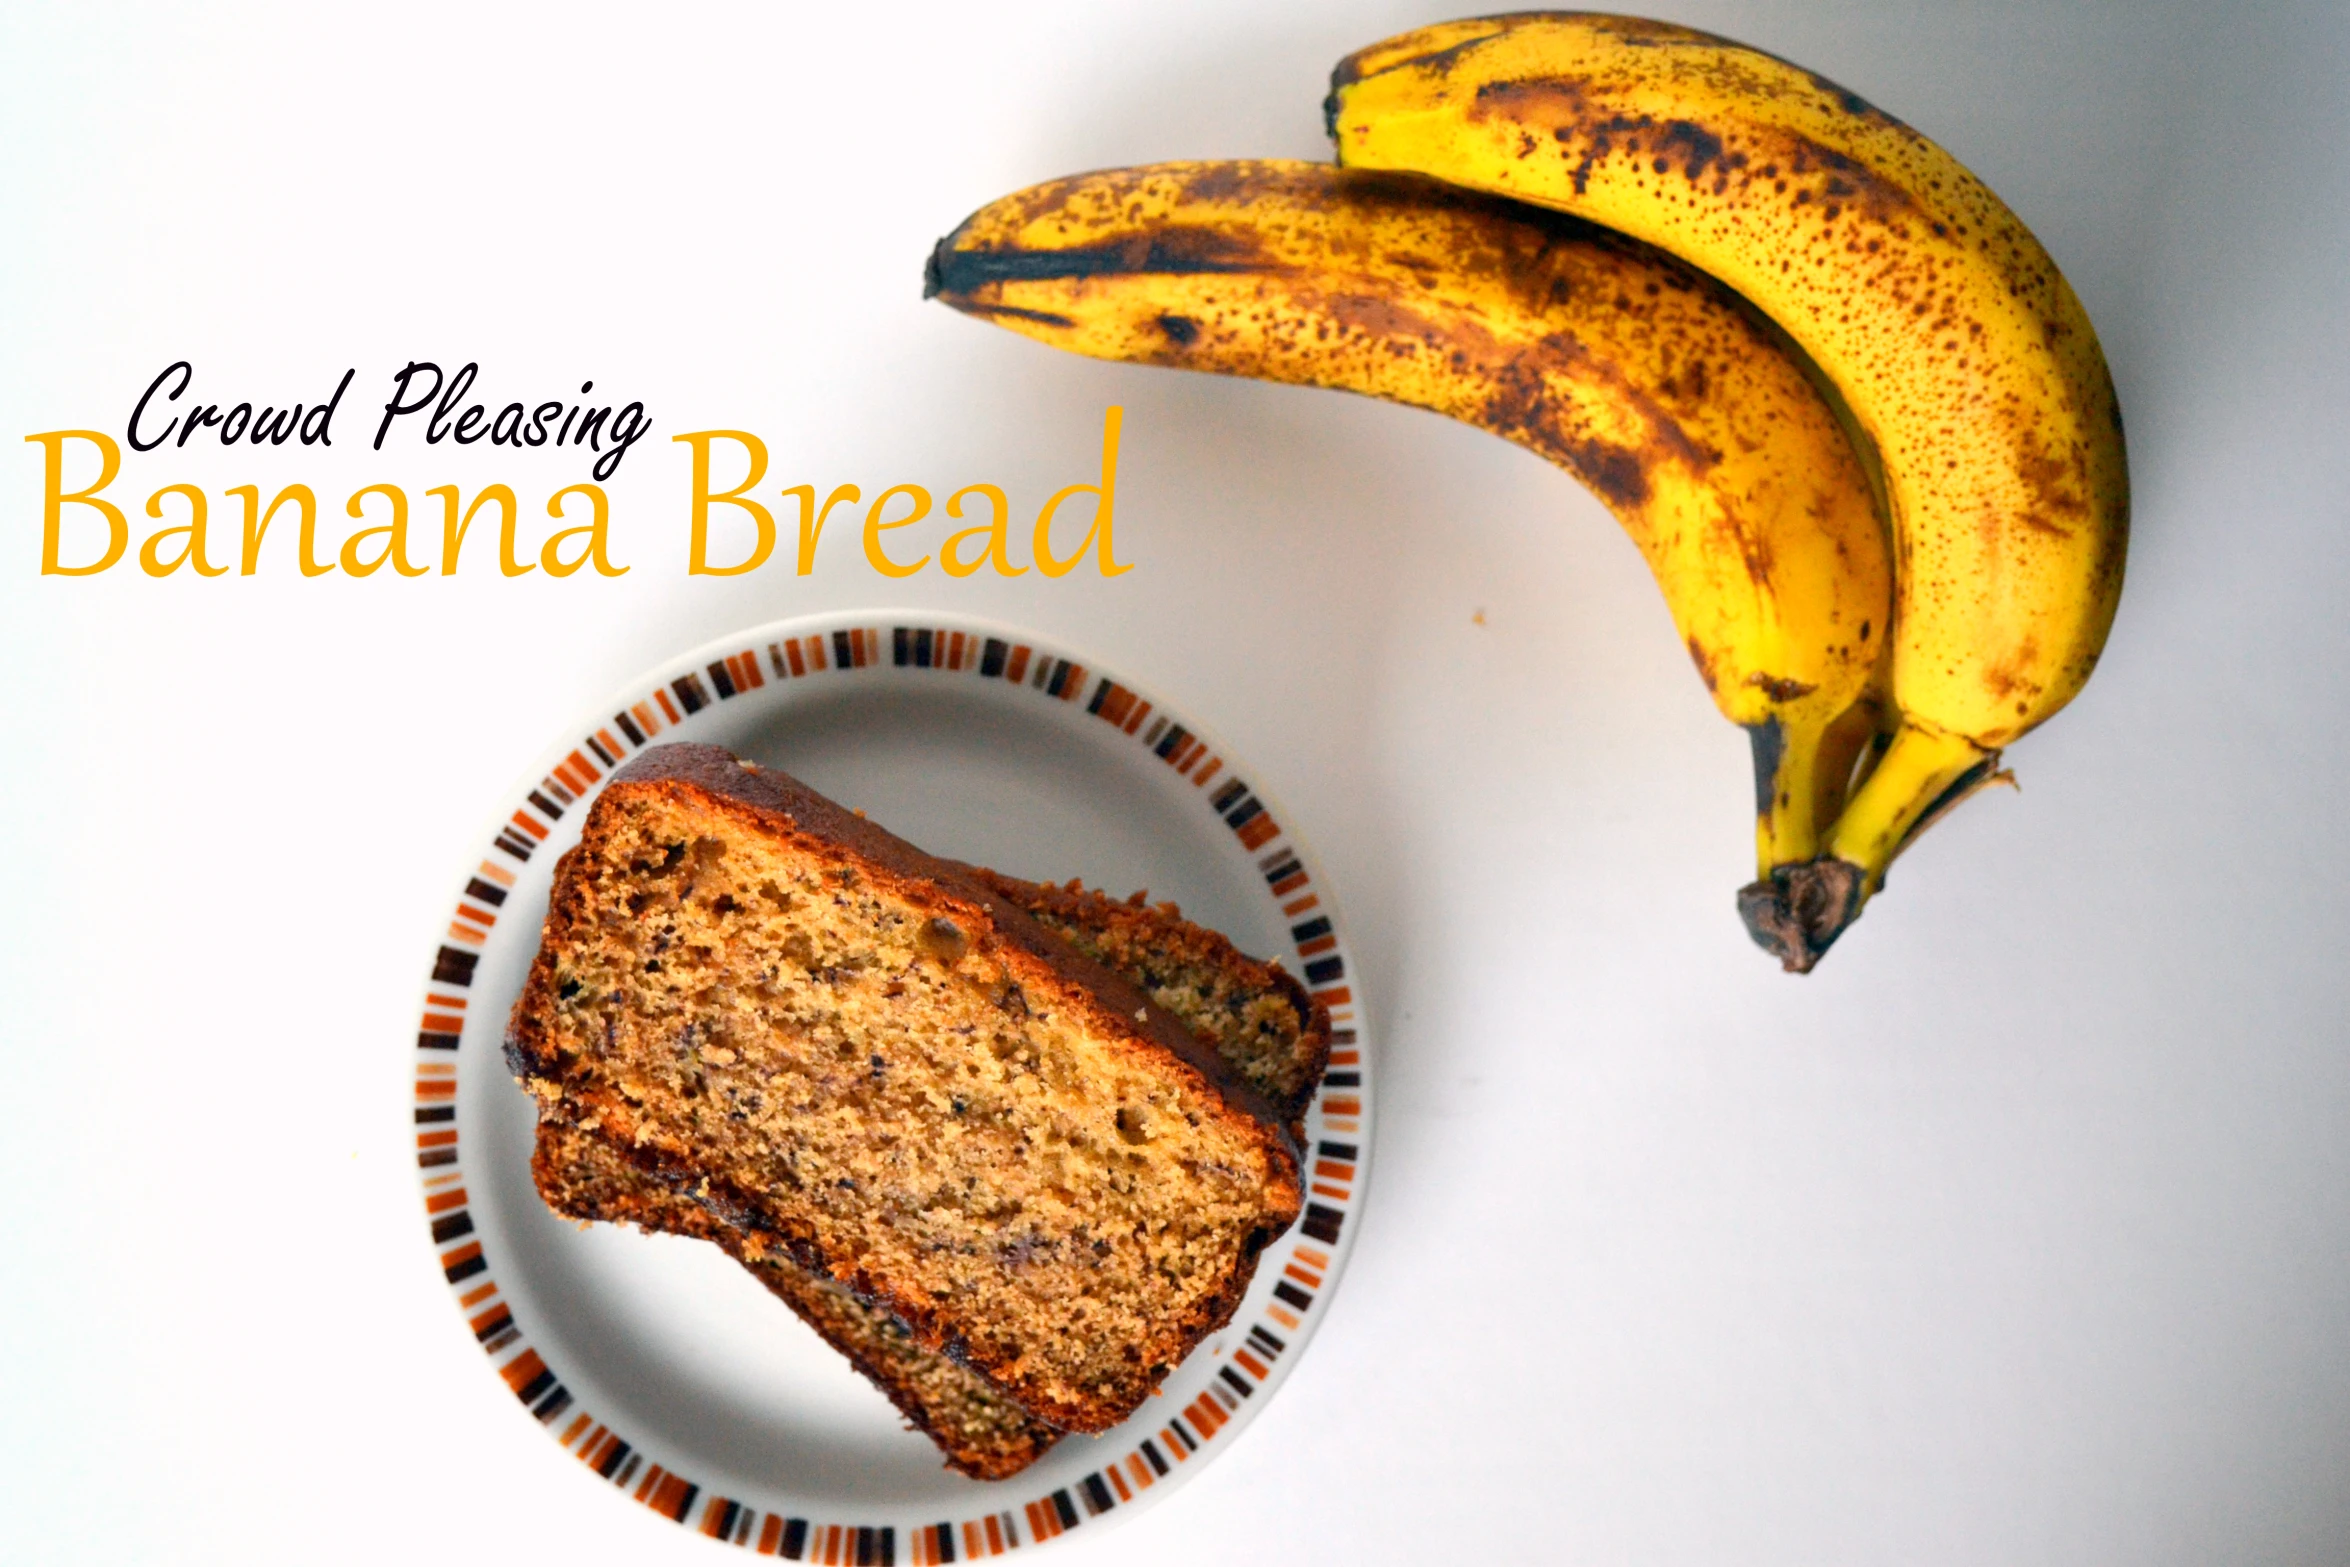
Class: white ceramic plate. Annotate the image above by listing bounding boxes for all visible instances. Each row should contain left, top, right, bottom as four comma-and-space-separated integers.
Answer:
413, 610, 1371, 1561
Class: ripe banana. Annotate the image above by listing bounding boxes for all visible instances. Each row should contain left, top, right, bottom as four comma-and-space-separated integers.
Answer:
1329, 14, 2129, 968
926, 159, 1892, 878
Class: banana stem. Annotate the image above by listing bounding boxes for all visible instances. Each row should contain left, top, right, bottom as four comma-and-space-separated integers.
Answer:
1750, 714, 1827, 876
1747, 681, 1889, 890
1822, 720, 2000, 892
1738, 719, 1996, 972
1806, 684, 1893, 846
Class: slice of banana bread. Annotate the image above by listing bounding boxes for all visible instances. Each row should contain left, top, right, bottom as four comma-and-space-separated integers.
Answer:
535, 870, 1331, 1478
507, 743, 1304, 1434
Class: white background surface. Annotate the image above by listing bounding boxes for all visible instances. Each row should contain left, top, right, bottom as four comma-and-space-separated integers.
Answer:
4, 2, 2346, 1562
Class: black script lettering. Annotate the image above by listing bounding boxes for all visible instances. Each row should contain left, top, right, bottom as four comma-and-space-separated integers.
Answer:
428, 362, 481, 443
128, 362, 193, 451
375, 362, 444, 449
300, 369, 353, 445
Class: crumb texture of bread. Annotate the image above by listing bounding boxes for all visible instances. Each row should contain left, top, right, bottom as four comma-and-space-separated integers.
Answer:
534, 865, 1331, 1478
508, 745, 1302, 1434
534, 1123, 1062, 1479
977, 872, 1332, 1128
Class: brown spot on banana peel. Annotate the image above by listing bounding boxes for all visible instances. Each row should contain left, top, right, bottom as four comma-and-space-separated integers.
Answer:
1653, 119, 1730, 186
1800, 73, 1891, 125
1686, 635, 1720, 694
1383, 313, 1707, 518
2009, 444, 2089, 537
1725, 507, 1777, 596
1556, 433, 1652, 510
1319, 289, 1456, 347
1745, 717, 1784, 818
1380, 69, 1921, 231
1461, 324, 1724, 522
1977, 637, 2041, 704
1745, 672, 1819, 703
923, 226, 1273, 301
1173, 161, 1266, 205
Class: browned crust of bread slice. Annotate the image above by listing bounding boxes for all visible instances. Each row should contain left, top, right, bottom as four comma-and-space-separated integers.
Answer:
507, 743, 1304, 1433
976, 872, 1332, 1135
533, 1122, 1062, 1479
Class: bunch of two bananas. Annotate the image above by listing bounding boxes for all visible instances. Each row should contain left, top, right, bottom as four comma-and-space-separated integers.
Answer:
925, 14, 2127, 973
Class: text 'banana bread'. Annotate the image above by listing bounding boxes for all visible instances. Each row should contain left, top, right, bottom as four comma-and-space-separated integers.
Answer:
506, 743, 1304, 1433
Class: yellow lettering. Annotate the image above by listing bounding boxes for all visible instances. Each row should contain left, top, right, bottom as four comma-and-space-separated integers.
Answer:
342, 484, 426, 577
426, 484, 528, 575
223, 484, 325, 575
676, 430, 774, 575
1033, 406, 1131, 578
862, 484, 932, 578
941, 483, 1025, 578
543, 484, 628, 577
139, 483, 226, 577
27, 430, 127, 575
783, 483, 862, 574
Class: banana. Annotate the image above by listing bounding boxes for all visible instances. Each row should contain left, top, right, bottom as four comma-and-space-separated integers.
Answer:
1328, 14, 2129, 968
926, 159, 1892, 880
